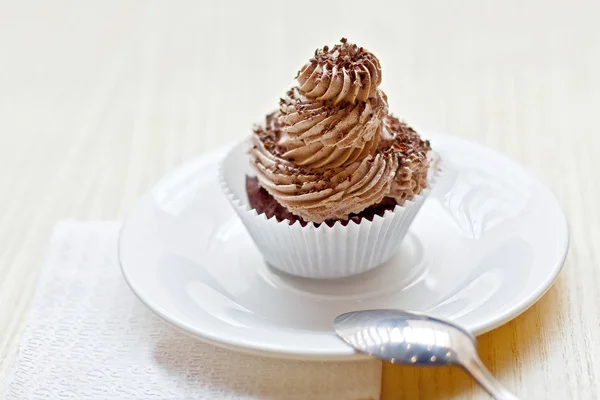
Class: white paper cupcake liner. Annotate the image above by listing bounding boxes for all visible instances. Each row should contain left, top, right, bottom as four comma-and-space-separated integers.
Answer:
219, 139, 438, 279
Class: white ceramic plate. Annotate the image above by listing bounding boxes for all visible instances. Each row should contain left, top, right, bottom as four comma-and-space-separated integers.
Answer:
119, 133, 568, 360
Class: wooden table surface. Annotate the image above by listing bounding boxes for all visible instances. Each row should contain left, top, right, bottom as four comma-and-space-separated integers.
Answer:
1, 1, 598, 398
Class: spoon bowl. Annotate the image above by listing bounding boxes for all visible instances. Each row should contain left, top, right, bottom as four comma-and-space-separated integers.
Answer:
334, 309, 519, 400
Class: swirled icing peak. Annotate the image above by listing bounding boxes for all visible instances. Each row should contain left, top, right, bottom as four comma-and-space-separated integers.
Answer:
248, 39, 432, 224
296, 38, 382, 105
276, 87, 388, 170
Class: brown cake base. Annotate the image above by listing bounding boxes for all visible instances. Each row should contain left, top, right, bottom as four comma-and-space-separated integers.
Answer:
246, 176, 397, 227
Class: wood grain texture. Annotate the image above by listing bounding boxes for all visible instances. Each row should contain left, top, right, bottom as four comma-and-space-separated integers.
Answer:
0, 1, 598, 398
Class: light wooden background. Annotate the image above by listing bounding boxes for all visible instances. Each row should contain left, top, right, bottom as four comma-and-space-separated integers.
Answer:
0, 1, 598, 398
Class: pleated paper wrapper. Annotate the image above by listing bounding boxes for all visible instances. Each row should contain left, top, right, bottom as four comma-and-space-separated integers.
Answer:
219, 140, 438, 279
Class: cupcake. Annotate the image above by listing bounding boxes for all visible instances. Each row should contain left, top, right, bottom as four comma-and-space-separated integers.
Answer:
220, 38, 437, 278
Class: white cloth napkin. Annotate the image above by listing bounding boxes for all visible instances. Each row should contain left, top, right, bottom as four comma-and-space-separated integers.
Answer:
3, 221, 380, 400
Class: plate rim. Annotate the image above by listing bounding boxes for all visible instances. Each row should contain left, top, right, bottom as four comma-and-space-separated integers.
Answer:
119, 132, 569, 360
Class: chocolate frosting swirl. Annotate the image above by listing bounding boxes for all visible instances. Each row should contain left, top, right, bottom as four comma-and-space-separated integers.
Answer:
249, 39, 431, 224
296, 38, 382, 105
277, 87, 388, 169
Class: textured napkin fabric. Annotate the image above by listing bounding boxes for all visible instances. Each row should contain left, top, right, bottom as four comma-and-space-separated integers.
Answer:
3, 221, 380, 400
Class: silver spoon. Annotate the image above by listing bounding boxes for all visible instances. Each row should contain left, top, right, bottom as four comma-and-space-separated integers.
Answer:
334, 309, 519, 400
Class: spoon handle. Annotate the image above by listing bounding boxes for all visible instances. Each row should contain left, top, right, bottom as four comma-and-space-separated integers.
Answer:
462, 357, 520, 400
